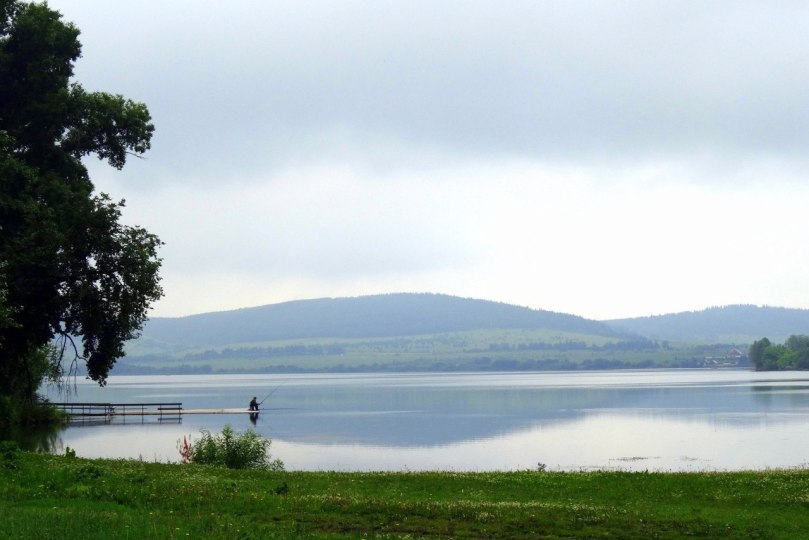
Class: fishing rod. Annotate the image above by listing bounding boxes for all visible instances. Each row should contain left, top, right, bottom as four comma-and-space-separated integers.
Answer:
258, 383, 283, 406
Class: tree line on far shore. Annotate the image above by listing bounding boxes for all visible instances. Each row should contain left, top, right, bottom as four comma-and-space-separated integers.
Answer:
749, 335, 809, 371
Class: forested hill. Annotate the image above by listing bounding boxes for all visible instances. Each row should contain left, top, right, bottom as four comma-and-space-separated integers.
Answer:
139, 293, 620, 348
605, 305, 809, 343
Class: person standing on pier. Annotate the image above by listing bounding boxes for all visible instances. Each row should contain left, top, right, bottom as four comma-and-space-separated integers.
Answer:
249, 396, 259, 411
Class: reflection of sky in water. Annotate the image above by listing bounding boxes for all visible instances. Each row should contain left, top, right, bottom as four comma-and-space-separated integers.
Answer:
42, 370, 809, 471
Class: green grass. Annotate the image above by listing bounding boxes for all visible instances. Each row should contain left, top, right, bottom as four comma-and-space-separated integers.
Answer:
122, 328, 733, 374
2, 450, 808, 538
134, 328, 625, 356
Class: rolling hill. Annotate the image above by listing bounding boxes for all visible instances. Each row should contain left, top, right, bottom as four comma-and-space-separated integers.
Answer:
117, 295, 809, 374
605, 305, 809, 344
137, 293, 622, 349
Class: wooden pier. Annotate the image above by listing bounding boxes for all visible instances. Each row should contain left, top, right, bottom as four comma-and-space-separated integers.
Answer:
52, 402, 258, 422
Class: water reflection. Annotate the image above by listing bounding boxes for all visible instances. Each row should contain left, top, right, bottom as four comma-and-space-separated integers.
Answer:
37, 370, 809, 471
3, 423, 64, 454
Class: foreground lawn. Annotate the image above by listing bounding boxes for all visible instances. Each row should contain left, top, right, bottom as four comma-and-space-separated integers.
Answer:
2, 450, 808, 539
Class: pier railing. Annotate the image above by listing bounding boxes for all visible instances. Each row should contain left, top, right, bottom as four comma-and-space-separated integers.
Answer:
110, 402, 183, 418
51, 402, 114, 417
52, 402, 183, 422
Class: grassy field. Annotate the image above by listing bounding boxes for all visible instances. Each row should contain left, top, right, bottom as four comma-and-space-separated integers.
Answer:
2, 449, 808, 538
121, 328, 736, 374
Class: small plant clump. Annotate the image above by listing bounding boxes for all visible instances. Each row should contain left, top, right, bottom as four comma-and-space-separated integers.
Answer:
188, 425, 283, 470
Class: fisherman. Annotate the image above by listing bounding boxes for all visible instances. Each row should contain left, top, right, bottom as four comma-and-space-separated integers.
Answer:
249, 396, 259, 411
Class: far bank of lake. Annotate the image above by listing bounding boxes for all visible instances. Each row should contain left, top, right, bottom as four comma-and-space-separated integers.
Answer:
40, 369, 809, 471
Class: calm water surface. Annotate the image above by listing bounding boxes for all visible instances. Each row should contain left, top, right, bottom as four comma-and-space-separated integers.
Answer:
42, 370, 809, 471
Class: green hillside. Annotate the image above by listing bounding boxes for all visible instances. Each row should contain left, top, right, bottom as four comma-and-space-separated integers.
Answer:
605, 304, 809, 343
116, 296, 809, 375
136, 293, 621, 349
119, 294, 739, 375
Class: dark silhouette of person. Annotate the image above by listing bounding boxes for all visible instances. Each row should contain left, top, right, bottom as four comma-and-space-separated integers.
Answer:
249, 396, 259, 411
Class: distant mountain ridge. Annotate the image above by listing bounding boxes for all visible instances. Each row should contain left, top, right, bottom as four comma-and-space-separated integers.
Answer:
605, 305, 809, 343
136, 295, 809, 355
139, 293, 621, 348
122, 296, 809, 375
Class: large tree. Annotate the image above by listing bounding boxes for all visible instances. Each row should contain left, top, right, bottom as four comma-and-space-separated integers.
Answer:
0, 0, 162, 403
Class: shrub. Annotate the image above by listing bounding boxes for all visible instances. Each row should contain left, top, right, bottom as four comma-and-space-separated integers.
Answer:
0, 394, 67, 429
190, 425, 283, 470
0, 441, 20, 469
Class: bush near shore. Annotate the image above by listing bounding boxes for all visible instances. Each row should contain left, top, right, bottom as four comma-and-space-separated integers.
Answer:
2, 448, 808, 539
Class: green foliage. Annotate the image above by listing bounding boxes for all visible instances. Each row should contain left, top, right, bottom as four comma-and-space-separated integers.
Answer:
748, 337, 771, 370
190, 425, 284, 471
0, 265, 13, 340
0, 440, 20, 469
0, 0, 162, 407
0, 391, 66, 428
750, 335, 809, 371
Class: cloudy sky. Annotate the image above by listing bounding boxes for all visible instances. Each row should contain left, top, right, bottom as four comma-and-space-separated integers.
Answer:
48, 1, 809, 320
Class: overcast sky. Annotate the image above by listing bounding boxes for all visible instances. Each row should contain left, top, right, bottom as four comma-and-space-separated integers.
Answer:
47, 0, 809, 320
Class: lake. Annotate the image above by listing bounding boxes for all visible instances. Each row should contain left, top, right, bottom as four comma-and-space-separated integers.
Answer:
40, 369, 809, 472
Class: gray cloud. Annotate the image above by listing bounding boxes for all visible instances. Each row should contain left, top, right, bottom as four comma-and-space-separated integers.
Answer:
47, 1, 809, 318
59, 0, 809, 184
